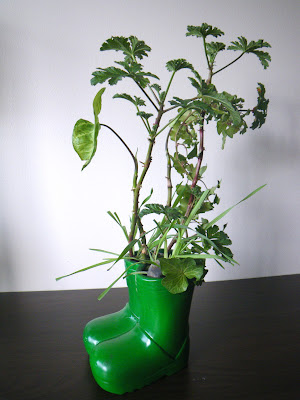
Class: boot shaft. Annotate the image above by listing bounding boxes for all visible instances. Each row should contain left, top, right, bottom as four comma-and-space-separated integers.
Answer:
135, 273, 194, 358
124, 258, 142, 317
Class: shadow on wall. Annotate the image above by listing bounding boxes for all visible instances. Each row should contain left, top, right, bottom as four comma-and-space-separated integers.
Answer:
238, 99, 299, 276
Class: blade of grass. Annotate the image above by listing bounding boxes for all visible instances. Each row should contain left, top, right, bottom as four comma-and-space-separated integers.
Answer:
204, 184, 266, 229
56, 259, 116, 281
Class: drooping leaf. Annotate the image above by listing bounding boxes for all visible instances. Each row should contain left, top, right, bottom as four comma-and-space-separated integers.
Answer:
166, 59, 194, 72
137, 111, 153, 120
113, 93, 146, 107
203, 91, 241, 126
72, 88, 105, 170
72, 119, 95, 161
91, 62, 158, 88
251, 83, 269, 129
186, 23, 224, 39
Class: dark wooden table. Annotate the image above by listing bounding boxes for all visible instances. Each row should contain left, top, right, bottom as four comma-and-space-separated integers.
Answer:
0, 275, 299, 399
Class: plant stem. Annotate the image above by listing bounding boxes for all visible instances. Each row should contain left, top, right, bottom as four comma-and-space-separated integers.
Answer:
163, 72, 176, 103
213, 52, 245, 76
100, 124, 138, 179
128, 104, 165, 257
128, 136, 155, 257
136, 82, 159, 111
165, 128, 172, 207
184, 120, 204, 218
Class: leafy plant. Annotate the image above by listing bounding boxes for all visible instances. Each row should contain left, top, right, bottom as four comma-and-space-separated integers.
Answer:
57, 23, 271, 297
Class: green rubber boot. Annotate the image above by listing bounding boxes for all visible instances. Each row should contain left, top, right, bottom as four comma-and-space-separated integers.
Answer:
89, 272, 194, 395
83, 259, 141, 355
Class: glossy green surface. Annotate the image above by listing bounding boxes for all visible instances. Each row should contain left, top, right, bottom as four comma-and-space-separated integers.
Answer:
88, 269, 194, 394
83, 259, 142, 355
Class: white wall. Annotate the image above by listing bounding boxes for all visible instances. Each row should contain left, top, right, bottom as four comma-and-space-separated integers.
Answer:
0, 0, 299, 292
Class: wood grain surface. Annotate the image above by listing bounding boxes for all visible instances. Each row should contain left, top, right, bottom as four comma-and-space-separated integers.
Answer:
0, 275, 299, 399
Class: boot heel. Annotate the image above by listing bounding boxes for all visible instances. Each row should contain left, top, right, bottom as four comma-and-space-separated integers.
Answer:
166, 337, 189, 376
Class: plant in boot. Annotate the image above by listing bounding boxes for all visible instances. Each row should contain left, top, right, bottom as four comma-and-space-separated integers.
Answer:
57, 23, 271, 394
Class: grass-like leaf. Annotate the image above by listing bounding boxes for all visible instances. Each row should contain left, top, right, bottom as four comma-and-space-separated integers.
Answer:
203, 184, 266, 230
56, 259, 116, 281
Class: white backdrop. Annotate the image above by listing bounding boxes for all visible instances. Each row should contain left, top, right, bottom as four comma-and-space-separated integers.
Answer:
0, 0, 299, 292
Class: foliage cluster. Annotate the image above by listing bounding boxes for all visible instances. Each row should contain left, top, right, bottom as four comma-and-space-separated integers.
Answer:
58, 23, 271, 297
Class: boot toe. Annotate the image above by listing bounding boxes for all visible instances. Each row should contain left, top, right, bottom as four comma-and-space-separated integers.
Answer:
83, 304, 137, 355
89, 325, 174, 394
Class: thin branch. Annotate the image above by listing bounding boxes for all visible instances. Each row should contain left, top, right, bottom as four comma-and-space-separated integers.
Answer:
163, 104, 179, 113
165, 128, 172, 207
148, 84, 160, 105
100, 124, 138, 171
135, 82, 159, 111
213, 52, 245, 76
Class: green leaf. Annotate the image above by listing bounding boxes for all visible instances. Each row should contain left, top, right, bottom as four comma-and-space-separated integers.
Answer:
186, 23, 224, 39
228, 37, 271, 69
72, 119, 95, 161
203, 184, 266, 230
137, 111, 153, 120
91, 67, 128, 86
107, 211, 129, 241
160, 258, 205, 294
72, 88, 105, 170
251, 83, 269, 129
140, 188, 154, 208
128, 36, 152, 60
100, 36, 151, 62
93, 87, 105, 116
206, 41, 226, 64
113, 93, 146, 107
166, 59, 194, 72
139, 203, 182, 220
89, 248, 119, 256
203, 91, 241, 126
98, 261, 141, 301
151, 83, 162, 94
56, 259, 116, 281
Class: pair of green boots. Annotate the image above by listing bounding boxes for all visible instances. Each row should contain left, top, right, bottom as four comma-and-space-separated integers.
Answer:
83, 259, 194, 395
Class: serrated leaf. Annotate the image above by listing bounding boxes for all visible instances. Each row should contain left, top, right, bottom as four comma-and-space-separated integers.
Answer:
113, 93, 146, 107
91, 67, 128, 86
186, 23, 224, 39
251, 83, 269, 129
206, 41, 226, 64
203, 92, 241, 125
139, 203, 182, 219
151, 83, 161, 94
166, 59, 194, 72
100, 35, 151, 62
128, 36, 152, 60
137, 111, 153, 120
228, 36, 271, 69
